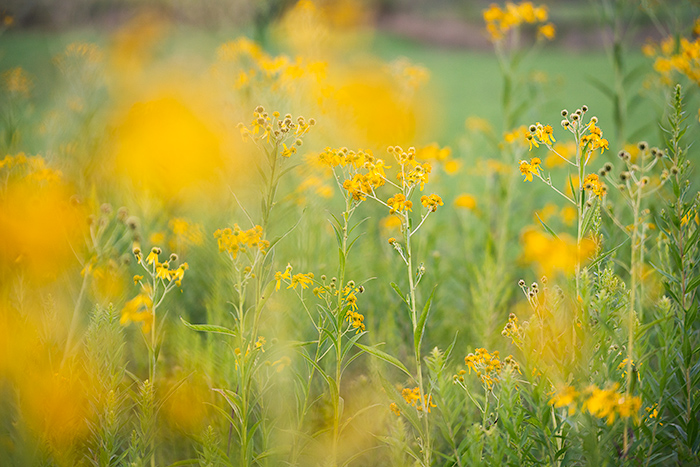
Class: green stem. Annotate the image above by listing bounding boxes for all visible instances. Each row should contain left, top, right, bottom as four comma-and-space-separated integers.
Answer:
404, 210, 431, 467
331, 197, 353, 467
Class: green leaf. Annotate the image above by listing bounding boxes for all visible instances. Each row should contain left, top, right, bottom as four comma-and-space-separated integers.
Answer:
580, 200, 597, 236
390, 282, 409, 306
588, 238, 629, 270
356, 343, 413, 380
587, 74, 615, 100
687, 275, 700, 294
535, 213, 560, 240
180, 317, 237, 338
414, 285, 437, 357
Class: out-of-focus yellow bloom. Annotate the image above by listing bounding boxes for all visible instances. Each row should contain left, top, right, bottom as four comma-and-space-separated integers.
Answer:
646, 27, 700, 86
0, 158, 84, 276
583, 383, 641, 425
549, 385, 579, 415
521, 227, 596, 277
2, 67, 32, 96
120, 290, 154, 333
161, 372, 211, 433
416, 143, 451, 163
466, 116, 493, 133
380, 214, 402, 232
387, 57, 431, 92
504, 126, 529, 146
537, 23, 556, 40
114, 97, 224, 200
560, 206, 577, 226
483, 2, 553, 42
454, 193, 477, 210
545, 142, 575, 168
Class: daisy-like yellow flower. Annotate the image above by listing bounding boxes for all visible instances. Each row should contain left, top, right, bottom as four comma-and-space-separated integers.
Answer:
155, 261, 170, 280
533, 123, 556, 145
146, 247, 161, 266
519, 160, 534, 182
288, 272, 314, 290
275, 264, 292, 291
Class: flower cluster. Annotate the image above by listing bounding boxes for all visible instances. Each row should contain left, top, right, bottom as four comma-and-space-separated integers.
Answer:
501, 312, 524, 347
519, 157, 541, 182
579, 121, 609, 153
239, 106, 315, 151
483, 2, 555, 42
527, 123, 556, 149
401, 387, 436, 412
420, 194, 443, 212
214, 225, 269, 259
319, 147, 388, 201
345, 310, 365, 333
549, 383, 642, 425
0, 153, 63, 184
387, 193, 412, 214
644, 30, 700, 86
458, 348, 519, 389
583, 173, 606, 199
214, 37, 326, 91
312, 279, 366, 332
135, 247, 190, 287
391, 145, 432, 191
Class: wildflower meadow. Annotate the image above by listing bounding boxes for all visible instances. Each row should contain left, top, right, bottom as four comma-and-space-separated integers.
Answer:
1, 1, 699, 466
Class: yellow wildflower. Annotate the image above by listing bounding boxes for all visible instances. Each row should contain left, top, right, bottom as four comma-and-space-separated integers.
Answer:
549, 385, 579, 415
288, 272, 314, 290
390, 402, 401, 417
420, 194, 443, 212
537, 23, 556, 40
275, 264, 292, 291
120, 291, 154, 333
387, 193, 412, 214
454, 193, 477, 210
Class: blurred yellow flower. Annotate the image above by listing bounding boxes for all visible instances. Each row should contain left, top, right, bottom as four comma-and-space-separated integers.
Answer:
521, 228, 596, 277
120, 290, 154, 333
454, 193, 477, 210
114, 97, 224, 200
